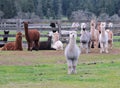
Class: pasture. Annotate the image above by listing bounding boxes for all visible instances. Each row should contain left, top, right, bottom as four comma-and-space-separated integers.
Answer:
0, 20, 120, 88
0, 44, 120, 88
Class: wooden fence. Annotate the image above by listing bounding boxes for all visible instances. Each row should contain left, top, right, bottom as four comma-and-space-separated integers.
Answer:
0, 19, 120, 44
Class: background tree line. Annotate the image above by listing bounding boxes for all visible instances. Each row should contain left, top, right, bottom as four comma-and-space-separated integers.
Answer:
0, 0, 120, 20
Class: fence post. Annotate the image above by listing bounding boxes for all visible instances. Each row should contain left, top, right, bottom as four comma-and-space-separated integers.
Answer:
16, 19, 22, 32
57, 20, 62, 39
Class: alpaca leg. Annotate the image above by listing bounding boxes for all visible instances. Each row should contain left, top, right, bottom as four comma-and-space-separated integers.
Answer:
28, 42, 33, 51
72, 59, 78, 74
110, 42, 113, 49
88, 42, 91, 53
100, 43, 104, 53
105, 43, 108, 53
95, 41, 98, 49
34, 41, 39, 50
67, 60, 72, 74
85, 44, 89, 54
28, 43, 31, 51
80, 43, 83, 53
91, 41, 94, 48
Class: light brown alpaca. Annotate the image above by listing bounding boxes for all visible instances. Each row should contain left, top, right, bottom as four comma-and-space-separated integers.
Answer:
90, 20, 99, 48
106, 29, 113, 49
23, 22, 40, 51
97, 22, 101, 34
1, 32, 23, 51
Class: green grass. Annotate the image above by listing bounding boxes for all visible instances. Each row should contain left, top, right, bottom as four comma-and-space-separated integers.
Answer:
0, 30, 120, 88
0, 49, 120, 88
0, 62, 120, 88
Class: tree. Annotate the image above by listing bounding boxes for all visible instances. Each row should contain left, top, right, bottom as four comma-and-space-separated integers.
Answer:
36, 0, 43, 18
0, 0, 17, 18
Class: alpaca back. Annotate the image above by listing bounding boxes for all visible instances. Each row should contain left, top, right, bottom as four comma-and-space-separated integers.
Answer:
99, 22, 108, 43
24, 22, 40, 42
1, 32, 23, 51
80, 31, 90, 44
28, 30, 40, 41
39, 36, 52, 49
1, 42, 15, 50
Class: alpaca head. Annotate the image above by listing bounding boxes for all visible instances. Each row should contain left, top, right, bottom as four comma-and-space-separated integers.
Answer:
81, 23, 86, 29
100, 22, 106, 28
90, 20, 96, 27
69, 31, 77, 39
16, 32, 22, 41
23, 21, 28, 29
108, 22, 113, 28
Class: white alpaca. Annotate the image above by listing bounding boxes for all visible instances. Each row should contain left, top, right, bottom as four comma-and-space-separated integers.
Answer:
80, 23, 87, 34
52, 40, 63, 50
108, 22, 113, 28
50, 31, 63, 50
64, 31, 80, 74
99, 22, 109, 53
71, 22, 80, 30
80, 23, 91, 53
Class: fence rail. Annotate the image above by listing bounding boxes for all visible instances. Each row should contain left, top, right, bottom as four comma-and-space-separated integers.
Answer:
0, 19, 120, 44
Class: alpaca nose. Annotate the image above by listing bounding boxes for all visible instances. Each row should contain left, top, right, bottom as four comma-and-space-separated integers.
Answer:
73, 35, 74, 37
83, 28, 86, 31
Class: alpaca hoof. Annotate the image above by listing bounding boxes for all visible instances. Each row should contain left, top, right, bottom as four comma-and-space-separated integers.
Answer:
73, 70, 77, 74
68, 71, 71, 75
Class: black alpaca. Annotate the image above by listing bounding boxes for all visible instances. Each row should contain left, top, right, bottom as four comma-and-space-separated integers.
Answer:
0, 30, 9, 47
32, 36, 56, 50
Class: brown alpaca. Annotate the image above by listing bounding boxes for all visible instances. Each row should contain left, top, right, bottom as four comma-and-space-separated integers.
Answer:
1, 32, 23, 51
23, 22, 40, 51
106, 29, 113, 49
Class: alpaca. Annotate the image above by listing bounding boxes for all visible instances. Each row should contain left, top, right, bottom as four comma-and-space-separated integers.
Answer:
99, 22, 108, 53
0, 30, 9, 47
52, 31, 59, 44
80, 23, 86, 34
106, 23, 113, 49
32, 34, 55, 50
1, 32, 23, 51
71, 22, 80, 30
51, 31, 63, 50
23, 22, 40, 51
97, 22, 101, 34
80, 23, 91, 53
90, 20, 99, 48
64, 31, 80, 74
52, 40, 63, 50
108, 22, 113, 28
106, 29, 113, 49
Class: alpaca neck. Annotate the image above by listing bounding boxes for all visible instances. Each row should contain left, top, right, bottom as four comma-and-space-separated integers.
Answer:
24, 23, 30, 42
91, 26, 95, 40
15, 38, 22, 49
69, 38, 76, 46
101, 28, 106, 37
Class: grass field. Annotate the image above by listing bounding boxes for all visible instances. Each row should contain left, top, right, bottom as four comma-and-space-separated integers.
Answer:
0, 46, 120, 88
0, 30, 120, 88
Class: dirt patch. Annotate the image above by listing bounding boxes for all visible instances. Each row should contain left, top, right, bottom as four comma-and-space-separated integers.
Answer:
0, 48, 120, 66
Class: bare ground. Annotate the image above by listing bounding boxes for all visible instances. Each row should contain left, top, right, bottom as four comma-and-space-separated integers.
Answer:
0, 48, 120, 66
